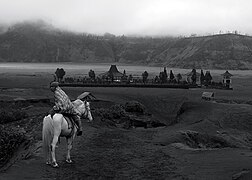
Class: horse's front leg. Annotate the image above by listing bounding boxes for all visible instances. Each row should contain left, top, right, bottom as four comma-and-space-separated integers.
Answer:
51, 130, 61, 168
66, 137, 73, 163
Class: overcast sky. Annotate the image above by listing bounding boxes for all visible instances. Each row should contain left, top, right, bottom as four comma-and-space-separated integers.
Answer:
0, 0, 252, 36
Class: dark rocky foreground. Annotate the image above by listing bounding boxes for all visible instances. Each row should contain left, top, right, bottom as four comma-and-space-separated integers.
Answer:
1, 89, 252, 180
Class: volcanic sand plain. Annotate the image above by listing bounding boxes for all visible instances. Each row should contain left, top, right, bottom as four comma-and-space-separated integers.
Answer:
0, 69, 252, 180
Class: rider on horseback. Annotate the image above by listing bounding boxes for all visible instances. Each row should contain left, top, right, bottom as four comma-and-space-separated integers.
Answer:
49, 81, 83, 136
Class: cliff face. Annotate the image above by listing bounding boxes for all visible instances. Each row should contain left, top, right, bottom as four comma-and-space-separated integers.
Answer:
0, 22, 252, 70
153, 34, 252, 70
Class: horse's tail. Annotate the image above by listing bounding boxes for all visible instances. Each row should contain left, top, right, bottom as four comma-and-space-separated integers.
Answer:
42, 115, 54, 160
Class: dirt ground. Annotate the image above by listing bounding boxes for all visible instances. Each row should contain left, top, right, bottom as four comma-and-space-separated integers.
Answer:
0, 71, 252, 180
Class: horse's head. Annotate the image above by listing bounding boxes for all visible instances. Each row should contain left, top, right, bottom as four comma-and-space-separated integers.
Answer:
73, 99, 93, 122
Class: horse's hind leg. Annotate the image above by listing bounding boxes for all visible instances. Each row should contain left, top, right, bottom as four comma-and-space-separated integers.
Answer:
46, 147, 51, 165
51, 129, 61, 168
66, 137, 73, 163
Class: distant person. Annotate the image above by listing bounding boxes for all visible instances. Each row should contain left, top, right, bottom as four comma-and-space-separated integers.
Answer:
49, 81, 83, 136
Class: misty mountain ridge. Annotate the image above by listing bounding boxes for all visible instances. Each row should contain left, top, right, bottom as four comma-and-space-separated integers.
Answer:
0, 21, 252, 70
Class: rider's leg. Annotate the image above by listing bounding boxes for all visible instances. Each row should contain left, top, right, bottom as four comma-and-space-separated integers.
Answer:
74, 115, 82, 136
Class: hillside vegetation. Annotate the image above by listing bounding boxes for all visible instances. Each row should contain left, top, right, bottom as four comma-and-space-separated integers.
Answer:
0, 21, 252, 69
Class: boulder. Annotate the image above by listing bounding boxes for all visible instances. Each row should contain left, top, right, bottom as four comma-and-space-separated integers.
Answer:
124, 101, 145, 114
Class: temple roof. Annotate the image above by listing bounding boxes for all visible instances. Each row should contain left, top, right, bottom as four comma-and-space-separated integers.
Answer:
99, 65, 124, 77
222, 71, 233, 77
108, 65, 120, 73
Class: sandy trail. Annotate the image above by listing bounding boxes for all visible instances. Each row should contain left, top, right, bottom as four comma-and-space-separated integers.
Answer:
0, 124, 180, 180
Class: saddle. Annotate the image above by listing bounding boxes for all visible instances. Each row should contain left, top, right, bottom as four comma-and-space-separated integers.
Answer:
50, 110, 76, 129
63, 114, 77, 129
63, 114, 77, 137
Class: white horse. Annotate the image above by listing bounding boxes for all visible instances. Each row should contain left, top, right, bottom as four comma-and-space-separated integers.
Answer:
42, 99, 93, 168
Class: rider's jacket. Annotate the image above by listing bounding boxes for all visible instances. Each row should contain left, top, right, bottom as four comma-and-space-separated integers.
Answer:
53, 86, 80, 115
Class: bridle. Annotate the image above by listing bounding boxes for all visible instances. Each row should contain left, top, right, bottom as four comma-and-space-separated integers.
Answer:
76, 100, 90, 119
73, 99, 92, 122
83, 101, 90, 118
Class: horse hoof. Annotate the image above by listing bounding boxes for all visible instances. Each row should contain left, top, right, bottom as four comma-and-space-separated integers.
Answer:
51, 162, 59, 168
66, 159, 73, 163
46, 161, 51, 165
52, 164, 59, 168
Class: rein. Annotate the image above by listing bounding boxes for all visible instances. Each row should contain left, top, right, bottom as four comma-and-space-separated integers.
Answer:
81, 101, 90, 118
